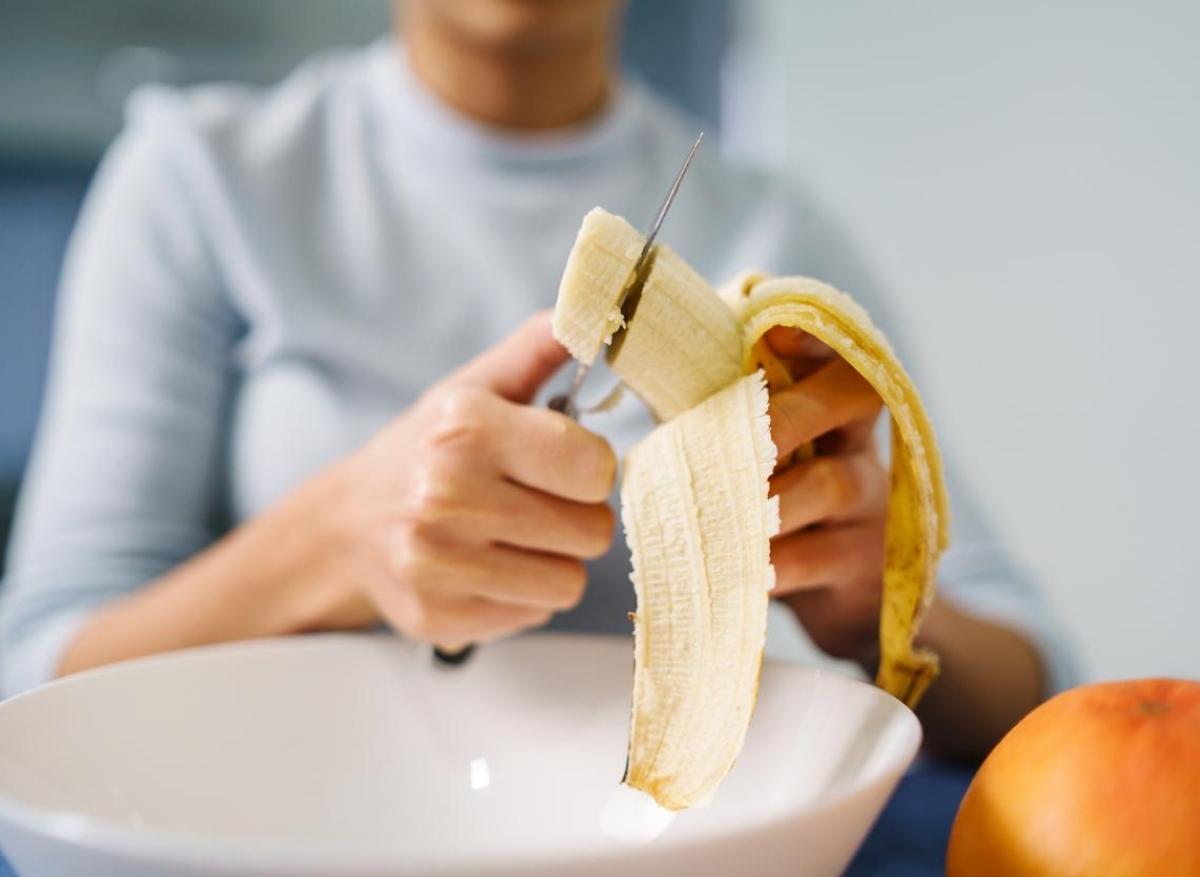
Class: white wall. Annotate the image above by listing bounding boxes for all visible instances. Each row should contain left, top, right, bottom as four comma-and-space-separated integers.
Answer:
729, 1, 1200, 682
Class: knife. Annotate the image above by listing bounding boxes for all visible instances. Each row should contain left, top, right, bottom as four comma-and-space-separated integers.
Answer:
433, 131, 704, 667
547, 131, 704, 420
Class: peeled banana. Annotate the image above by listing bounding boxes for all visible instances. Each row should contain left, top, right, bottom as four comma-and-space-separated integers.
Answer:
552, 208, 641, 365
554, 207, 949, 811
557, 207, 744, 421
621, 373, 779, 810
733, 276, 948, 706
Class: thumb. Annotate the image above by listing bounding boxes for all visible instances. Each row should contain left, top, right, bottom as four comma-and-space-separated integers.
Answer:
445, 311, 571, 403
763, 326, 834, 360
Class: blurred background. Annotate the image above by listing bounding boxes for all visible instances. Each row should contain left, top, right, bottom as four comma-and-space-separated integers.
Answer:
1, 0, 1196, 683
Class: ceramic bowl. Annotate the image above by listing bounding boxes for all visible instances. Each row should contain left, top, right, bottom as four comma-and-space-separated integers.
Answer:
0, 633, 920, 876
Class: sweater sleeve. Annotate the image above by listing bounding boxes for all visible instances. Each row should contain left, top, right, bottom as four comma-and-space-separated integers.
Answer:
1, 94, 242, 695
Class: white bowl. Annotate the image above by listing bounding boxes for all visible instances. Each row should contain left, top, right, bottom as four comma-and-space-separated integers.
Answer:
0, 633, 919, 877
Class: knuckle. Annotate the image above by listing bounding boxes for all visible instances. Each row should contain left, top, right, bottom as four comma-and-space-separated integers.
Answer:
407, 465, 460, 524
389, 523, 443, 586
550, 559, 587, 610
400, 594, 441, 641
840, 365, 883, 417
856, 456, 887, 510
559, 561, 588, 609
585, 503, 617, 557
524, 609, 554, 631
804, 335, 835, 359
768, 395, 804, 448
543, 419, 616, 502
770, 535, 806, 584
563, 502, 616, 559
429, 386, 490, 453
859, 380, 885, 415
580, 436, 618, 500
816, 458, 855, 510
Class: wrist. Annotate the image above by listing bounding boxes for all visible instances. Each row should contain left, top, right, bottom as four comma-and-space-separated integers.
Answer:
58, 461, 370, 679
230, 461, 360, 636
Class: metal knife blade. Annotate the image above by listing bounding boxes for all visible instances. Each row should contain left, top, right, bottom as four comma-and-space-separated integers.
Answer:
548, 131, 704, 420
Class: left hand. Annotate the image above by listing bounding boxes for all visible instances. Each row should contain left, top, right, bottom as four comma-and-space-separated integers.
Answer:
764, 327, 888, 661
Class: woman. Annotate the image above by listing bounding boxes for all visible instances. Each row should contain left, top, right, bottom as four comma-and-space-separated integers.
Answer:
2, 0, 1072, 758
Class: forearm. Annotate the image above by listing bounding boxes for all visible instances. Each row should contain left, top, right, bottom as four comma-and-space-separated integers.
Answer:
57, 468, 371, 677
912, 595, 1046, 761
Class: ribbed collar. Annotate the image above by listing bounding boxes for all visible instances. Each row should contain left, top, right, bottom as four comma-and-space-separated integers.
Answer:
363, 38, 646, 172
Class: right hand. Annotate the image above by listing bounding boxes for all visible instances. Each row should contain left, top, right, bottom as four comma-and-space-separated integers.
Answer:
314, 312, 617, 649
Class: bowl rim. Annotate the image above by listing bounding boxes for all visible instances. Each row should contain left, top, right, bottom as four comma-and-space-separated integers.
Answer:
0, 632, 922, 873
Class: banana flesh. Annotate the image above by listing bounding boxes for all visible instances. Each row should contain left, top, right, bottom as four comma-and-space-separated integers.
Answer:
553, 208, 949, 810
553, 207, 641, 366
555, 210, 742, 421
622, 373, 779, 810
607, 244, 744, 421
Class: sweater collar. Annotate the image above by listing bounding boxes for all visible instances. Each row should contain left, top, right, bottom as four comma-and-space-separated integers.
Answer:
364, 38, 646, 172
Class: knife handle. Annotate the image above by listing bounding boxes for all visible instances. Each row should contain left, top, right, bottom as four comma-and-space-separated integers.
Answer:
433, 644, 476, 666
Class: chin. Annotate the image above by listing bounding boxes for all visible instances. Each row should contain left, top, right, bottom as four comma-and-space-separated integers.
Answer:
412, 0, 623, 53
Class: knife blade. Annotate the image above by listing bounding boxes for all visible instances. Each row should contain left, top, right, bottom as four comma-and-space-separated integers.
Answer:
547, 131, 704, 420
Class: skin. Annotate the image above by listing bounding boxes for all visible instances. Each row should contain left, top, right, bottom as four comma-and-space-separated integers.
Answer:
61, 0, 1044, 759
401, 0, 621, 130
761, 328, 1045, 759
61, 314, 613, 667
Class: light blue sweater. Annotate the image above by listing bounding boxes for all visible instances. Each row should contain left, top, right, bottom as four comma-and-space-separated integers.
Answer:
1, 41, 1076, 696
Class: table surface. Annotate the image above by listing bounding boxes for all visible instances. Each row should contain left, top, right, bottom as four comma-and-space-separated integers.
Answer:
846, 758, 975, 876
0, 758, 973, 876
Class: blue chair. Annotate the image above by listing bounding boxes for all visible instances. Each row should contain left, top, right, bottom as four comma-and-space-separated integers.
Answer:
0, 166, 92, 573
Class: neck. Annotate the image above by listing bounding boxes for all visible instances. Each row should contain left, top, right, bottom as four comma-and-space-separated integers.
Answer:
400, 13, 614, 131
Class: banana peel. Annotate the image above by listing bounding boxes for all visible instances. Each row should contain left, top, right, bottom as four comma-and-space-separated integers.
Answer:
731, 274, 948, 707
554, 208, 949, 810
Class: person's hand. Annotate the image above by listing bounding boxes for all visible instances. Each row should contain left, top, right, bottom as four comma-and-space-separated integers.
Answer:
315, 312, 617, 649
764, 327, 888, 661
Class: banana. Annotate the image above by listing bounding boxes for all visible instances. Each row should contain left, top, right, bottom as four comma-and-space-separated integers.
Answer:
732, 276, 949, 706
606, 244, 744, 421
553, 208, 641, 366
556, 209, 742, 421
553, 208, 949, 810
622, 373, 779, 810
